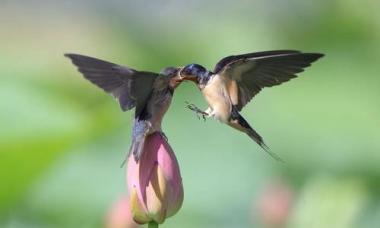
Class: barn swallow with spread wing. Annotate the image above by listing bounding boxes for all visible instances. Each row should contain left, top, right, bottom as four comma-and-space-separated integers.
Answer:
179, 50, 324, 161
65, 54, 183, 161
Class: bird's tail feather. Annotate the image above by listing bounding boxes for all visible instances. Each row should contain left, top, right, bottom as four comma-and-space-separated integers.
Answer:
246, 128, 284, 162
131, 136, 146, 162
230, 109, 284, 162
121, 135, 146, 167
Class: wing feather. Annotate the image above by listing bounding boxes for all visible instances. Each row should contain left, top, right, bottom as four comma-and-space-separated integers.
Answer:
213, 50, 301, 74
65, 53, 157, 115
215, 51, 324, 111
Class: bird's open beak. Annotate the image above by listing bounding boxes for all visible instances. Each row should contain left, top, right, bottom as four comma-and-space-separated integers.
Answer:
176, 67, 185, 80
169, 68, 184, 89
178, 67, 185, 80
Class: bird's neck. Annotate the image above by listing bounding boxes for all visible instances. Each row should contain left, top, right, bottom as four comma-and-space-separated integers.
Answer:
198, 71, 212, 89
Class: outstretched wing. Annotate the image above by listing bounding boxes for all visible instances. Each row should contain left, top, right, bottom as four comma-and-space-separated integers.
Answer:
65, 53, 158, 117
214, 50, 324, 111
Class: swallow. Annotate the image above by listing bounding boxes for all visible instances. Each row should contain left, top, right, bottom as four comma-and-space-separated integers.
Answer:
179, 50, 324, 161
65, 54, 183, 162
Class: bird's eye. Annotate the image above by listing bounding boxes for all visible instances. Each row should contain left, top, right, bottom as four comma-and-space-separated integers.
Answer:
183, 65, 193, 75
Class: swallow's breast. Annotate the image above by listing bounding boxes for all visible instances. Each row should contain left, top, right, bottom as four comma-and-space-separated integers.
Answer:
149, 90, 172, 133
202, 75, 231, 122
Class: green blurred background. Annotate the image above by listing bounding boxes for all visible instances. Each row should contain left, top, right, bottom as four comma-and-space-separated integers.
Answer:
1, 0, 379, 227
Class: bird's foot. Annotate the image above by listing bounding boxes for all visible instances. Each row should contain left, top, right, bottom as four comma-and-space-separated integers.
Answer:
185, 101, 208, 121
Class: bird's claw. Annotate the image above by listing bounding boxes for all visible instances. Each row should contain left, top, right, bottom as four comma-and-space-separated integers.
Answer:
185, 101, 207, 121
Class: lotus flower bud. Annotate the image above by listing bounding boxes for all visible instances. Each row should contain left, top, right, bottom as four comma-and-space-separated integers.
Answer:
126, 132, 184, 225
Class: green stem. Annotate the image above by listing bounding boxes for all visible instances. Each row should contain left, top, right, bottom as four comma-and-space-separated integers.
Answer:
148, 221, 159, 228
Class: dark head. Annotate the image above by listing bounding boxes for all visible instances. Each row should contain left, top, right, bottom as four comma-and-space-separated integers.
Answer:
159, 66, 183, 89
179, 63, 209, 84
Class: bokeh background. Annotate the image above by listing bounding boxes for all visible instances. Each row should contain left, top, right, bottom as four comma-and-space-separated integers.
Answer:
1, 0, 380, 227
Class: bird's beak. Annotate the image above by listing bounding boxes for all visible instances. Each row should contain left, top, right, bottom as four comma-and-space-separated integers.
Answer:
178, 67, 185, 80
169, 68, 184, 89
178, 67, 197, 82
176, 67, 185, 80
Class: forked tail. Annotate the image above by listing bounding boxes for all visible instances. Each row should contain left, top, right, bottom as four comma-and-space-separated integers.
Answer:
230, 107, 284, 162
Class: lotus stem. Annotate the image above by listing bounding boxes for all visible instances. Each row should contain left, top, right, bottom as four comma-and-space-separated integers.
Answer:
148, 221, 158, 228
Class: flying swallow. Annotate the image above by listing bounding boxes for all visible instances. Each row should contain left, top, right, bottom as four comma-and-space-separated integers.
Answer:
179, 50, 324, 161
65, 54, 183, 161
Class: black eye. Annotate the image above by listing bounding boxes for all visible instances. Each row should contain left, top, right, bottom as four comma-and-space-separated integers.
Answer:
183, 65, 193, 74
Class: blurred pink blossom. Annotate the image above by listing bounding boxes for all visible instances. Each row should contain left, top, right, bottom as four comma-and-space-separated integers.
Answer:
256, 181, 294, 227
126, 132, 184, 225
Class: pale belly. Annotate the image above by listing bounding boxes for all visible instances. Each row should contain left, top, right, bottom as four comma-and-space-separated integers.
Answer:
202, 77, 232, 123
151, 92, 172, 132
